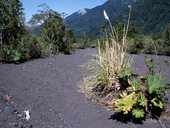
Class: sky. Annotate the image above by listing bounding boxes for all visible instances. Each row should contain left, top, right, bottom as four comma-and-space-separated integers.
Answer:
21, 0, 107, 23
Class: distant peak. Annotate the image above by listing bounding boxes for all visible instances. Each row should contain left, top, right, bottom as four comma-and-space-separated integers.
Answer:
77, 8, 87, 15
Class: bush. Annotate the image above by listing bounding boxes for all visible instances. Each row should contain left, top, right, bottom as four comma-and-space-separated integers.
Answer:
152, 23, 170, 55
61, 29, 76, 54
127, 35, 144, 54
154, 38, 170, 56
142, 36, 155, 54
0, 35, 30, 63
114, 56, 166, 119
75, 35, 98, 49
28, 36, 42, 59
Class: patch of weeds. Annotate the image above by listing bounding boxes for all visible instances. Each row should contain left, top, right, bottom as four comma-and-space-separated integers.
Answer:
79, 8, 134, 105
79, 7, 169, 123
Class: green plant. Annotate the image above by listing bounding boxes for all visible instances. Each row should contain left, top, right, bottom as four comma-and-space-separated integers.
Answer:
114, 59, 167, 119
0, 45, 21, 63
114, 78, 166, 119
151, 97, 163, 109
146, 74, 166, 95
127, 35, 144, 54
118, 68, 133, 79
145, 56, 154, 74
132, 109, 145, 118
115, 92, 137, 114
11, 50, 22, 62
138, 94, 147, 107
129, 80, 141, 91
86, 9, 133, 88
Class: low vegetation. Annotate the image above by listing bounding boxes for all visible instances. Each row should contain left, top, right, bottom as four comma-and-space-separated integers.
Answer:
79, 8, 168, 122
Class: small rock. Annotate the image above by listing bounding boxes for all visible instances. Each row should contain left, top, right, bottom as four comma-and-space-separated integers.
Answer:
13, 110, 19, 114
13, 122, 19, 127
5, 106, 9, 109
4, 94, 12, 102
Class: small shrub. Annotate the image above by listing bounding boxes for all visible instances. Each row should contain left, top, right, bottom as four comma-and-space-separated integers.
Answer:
29, 36, 42, 59
127, 35, 144, 54
115, 92, 137, 114
146, 74, 165, 95
0, 35, 30, 63
114, 56, 167, 120
114, 75, 166, 119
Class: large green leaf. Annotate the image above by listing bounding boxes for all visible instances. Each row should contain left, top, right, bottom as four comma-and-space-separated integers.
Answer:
132, 109, 145, 118
151, 97, 163, 109
115, 92, 137, 114
138, 94, 147, 107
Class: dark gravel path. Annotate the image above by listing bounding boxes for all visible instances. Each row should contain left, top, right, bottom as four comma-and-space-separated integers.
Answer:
0, 49, 170, 128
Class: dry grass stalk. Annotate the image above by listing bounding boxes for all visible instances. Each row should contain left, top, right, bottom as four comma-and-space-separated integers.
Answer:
79, 7, 133, 105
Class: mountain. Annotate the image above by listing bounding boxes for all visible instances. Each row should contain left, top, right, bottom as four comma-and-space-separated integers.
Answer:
77, 8, 89, 15
65, 0, 136, 36
66, 8, 90, 21
115, 0, 170, 33
65, 0, 170, 36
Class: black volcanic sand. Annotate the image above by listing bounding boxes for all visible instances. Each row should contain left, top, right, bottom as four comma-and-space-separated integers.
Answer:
0, 48, 170, 128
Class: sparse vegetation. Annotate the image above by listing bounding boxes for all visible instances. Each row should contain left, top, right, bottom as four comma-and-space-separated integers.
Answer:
79, 8, 168, 122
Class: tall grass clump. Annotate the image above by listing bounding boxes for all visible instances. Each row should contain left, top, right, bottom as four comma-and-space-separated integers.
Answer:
95, 10, 133, 87
80, 7, 133, 104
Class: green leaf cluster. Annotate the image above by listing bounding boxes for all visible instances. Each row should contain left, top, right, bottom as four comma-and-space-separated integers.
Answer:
115, 72, 166, 119
138, 94, 147, 107
115, 92, 146, 118
146, 74, 166, 94
115, 92, 137, 114
151, 97, 163, 109
118, 68, 133, 79
129, 80, 141, 91
132, 109, 145, 118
